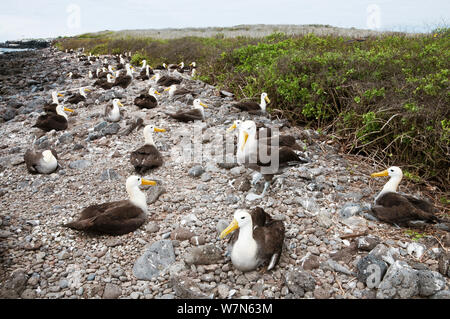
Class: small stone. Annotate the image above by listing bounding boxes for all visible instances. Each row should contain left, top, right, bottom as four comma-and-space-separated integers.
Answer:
188, 165, 204, 177
58, 132, 73, 144
190, 235, 206, 246
356, 236, 380, 251
217, 284, 230, 299
145, 222, 159, 233
200, 173, 211, 182
376, 261, 419, 299
407, 242, 426, 259
69, 160, 91, 169
300, 253, 320, 270
103, 283, 121, 299
184, 244, 223, 265
284, 268, 316, 298
170, 227, 195, 241
101, 123, 121, 136
417, 270, 446, 297
133, 240, 176, 280
99, 169, 120, 181
314, 287, 331, 299
356, 254, 388, 286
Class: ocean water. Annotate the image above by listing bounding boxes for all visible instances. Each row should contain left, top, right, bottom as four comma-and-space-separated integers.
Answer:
0, 48, 34, 54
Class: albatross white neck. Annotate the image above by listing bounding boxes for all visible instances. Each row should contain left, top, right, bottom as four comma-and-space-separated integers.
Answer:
376, 174, 402, 202
127, 185, 148, 213
260, 95, 267, 111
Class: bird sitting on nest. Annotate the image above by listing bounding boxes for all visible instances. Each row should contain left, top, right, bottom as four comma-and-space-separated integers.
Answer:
104, 98, 124, 122
114, 63, 134, 89
369, 166, 442, 226
164, 84, 196, 100
33, 104, 74, 132
164, 99, 208, 122
130, 125, 166, 174
66, 87, 90, 104
63, 176, 157, 235
134, 88, 161, 109
232, 92, 270, 114
220, 207, 285, 272
24, 149, 59, 174
94, 73, 115, 90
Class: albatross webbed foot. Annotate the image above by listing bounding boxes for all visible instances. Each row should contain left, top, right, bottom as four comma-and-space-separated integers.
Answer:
245, 181, 271, 201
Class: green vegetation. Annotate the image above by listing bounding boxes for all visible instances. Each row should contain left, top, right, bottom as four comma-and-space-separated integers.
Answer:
53, 27, 450, 189
404, 230, 426, 241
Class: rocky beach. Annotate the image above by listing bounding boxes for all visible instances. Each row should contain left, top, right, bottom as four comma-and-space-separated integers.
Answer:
0, 47, 448, 300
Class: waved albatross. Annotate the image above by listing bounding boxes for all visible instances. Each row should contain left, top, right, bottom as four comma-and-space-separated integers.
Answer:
220, 207, 285, 272
63, 175, 157, 235
165, 99, 208, 122
370, 166, 441, 226
33, 104, 74, 132
236, 120, 308, 200
104, 99, 124, 122
232, 92, 270, 114
130, 125, 165, 174
24, 149, 58, 174
134, 88, 160, 109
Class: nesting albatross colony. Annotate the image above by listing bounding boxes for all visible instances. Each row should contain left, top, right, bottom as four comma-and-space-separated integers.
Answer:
0, 41, 449, 300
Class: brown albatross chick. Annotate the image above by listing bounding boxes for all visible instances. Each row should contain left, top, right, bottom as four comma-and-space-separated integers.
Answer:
64, 176, 156, 235
220, 207, 285, 272
130, 125, 165, 174
370, 166, 440, 226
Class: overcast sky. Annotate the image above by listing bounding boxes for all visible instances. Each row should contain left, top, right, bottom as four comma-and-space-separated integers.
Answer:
0, 0, 448, 41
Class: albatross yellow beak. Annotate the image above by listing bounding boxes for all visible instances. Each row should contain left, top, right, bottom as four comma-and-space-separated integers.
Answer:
264, 96, 271, 104
117, 101, 124, 107
371, 170, 389, 177
153, 127, 166, 132
58, 93, 64, 97
241, 131, 249, 151
154, 90, 161, 95
227, 122, 237, 132
63, 107, 74, 113
164, 87, 171, 91
141, 178, 157, 186
84, 88, 91, 92
199, 102, 208, 108
220, 218, 239, 239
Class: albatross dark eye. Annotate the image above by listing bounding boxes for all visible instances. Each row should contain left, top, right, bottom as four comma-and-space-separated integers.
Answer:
241, 216, 245, 220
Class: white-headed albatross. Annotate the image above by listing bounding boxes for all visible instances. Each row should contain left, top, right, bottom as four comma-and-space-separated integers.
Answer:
220, 207, 285, 272
64, 175, 157, 235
